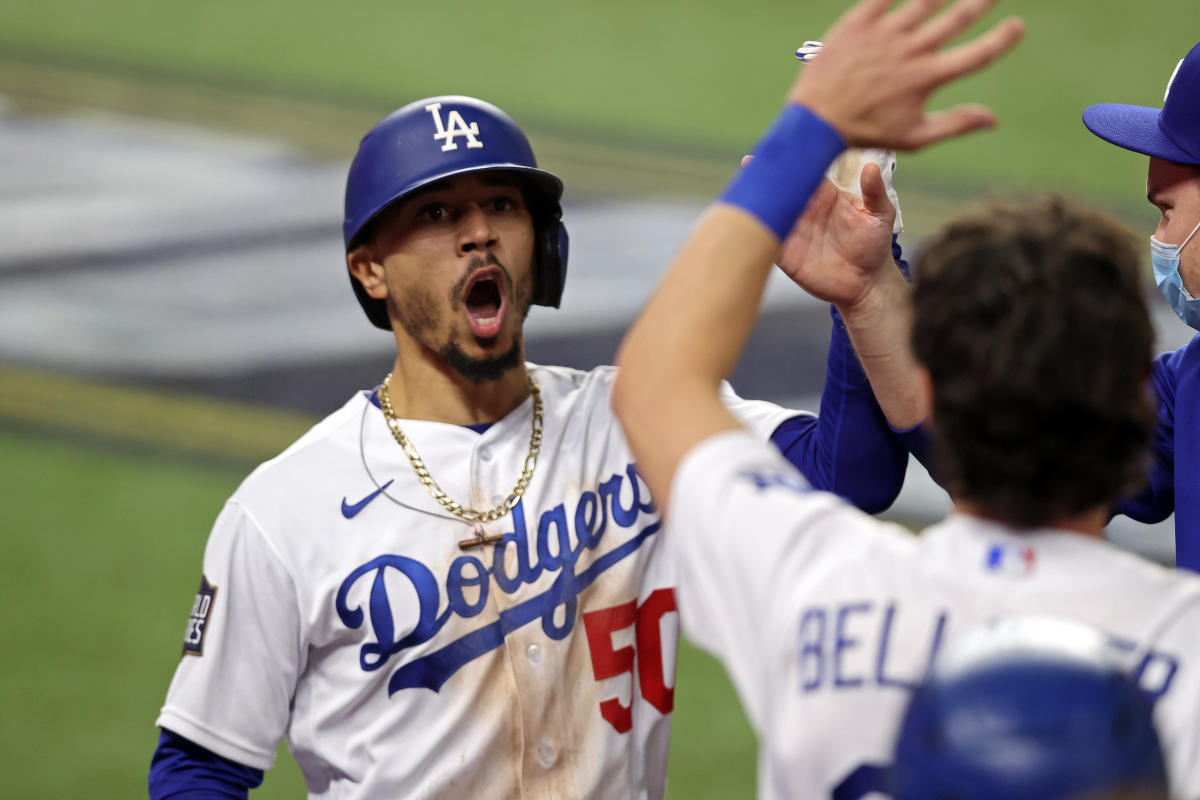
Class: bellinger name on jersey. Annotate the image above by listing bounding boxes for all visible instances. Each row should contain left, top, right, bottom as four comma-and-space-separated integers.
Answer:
796, 599, 1181, 700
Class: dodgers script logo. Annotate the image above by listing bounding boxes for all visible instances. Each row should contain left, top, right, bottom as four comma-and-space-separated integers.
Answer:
336, 463, 657, 695
424, 102, 484, 152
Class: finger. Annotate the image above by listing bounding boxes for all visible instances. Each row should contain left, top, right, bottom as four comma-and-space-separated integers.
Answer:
923, 16, 1025, 88
886, 0, 950, 33
896, 104, 997, 150
858, 163, 893, 218
906, 0, 998, 52
838, 0, 897, 29
741, 154, 754, 168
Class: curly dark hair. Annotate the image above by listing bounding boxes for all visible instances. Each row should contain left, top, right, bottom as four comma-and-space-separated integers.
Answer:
911, 195, 1154, 528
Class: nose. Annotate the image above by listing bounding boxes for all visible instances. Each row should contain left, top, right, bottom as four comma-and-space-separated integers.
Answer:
457, 203, 497, 257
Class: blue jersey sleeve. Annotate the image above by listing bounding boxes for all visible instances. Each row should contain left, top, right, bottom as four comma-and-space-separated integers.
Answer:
148, 729, 264, 800
768, 236, 910, 514
1114, 347, 1179, 525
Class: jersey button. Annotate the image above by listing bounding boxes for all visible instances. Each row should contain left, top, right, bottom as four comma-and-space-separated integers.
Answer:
536, 738, 556, 768
478, 445, 493, 461
526, 644, 542, 664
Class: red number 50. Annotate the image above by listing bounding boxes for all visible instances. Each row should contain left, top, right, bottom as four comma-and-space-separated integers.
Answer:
582, 588, 677, 733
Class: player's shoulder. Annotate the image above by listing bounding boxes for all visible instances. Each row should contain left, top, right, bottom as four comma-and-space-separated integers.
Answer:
1122, 552, 1200, 616
528, 362, 617, 392
1130, 562, 1200, 657
1157, 331, 1200, 373
528, 362, 620, 412
678, 429, 914, 549
1076, 530, 1200, 601
232, 390, 369, 502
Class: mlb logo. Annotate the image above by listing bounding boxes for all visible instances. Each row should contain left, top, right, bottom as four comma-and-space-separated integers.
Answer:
985, 542, 1036, 576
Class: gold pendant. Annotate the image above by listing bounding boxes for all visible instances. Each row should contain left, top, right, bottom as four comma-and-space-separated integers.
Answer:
458, 523, 505, 550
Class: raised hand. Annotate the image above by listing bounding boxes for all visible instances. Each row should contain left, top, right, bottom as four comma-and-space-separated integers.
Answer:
791, 0, 1024, 151
777, 162, 898, 311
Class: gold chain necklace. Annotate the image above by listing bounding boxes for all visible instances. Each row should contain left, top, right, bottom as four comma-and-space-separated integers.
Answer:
378, 372, 543, 549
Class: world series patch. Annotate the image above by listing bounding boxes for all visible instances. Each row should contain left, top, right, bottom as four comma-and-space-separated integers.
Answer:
182, 576, 217, 657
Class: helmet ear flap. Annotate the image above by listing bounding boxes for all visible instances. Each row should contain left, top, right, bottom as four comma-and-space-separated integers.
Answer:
532, 214, 569, 308
349, 274, 392, 330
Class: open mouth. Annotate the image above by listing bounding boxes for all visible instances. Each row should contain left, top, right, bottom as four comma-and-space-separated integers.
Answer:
462, 268, 507, 339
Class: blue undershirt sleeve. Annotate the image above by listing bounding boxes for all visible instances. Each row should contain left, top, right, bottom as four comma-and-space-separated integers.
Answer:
1113, 348, 1178, 524
769, 291, 908, 512
148, 729, 264, 800
767, 235, 923, 513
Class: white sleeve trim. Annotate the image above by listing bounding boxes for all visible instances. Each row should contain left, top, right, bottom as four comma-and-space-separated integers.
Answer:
156, 707, 277, 771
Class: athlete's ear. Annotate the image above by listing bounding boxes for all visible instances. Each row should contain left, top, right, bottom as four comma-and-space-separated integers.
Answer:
347, 246, 389, 300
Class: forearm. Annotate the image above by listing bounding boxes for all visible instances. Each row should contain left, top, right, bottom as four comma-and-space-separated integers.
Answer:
771, 314, 908, 513
614, 105, 845, 508
818, 312, 908, 511
835, 265, 928, 430
614, 206, 780, 504
148, 729, 263, 800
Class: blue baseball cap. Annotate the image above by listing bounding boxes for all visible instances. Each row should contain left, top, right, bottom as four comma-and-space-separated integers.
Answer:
1083, 40, 1200, 165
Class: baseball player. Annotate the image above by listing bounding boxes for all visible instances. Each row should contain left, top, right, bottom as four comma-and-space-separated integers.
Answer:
892, 617, 1170, 800
829, 40, 1200, 572
145, 60, 914, 800
1082, 41, 1200, 570
613, 1, 1200, 797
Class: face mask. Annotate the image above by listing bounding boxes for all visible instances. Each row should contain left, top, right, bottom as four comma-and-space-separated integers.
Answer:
1150, 219, 1200, 329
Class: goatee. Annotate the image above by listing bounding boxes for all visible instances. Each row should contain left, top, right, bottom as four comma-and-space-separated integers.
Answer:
440, 335, 524, 385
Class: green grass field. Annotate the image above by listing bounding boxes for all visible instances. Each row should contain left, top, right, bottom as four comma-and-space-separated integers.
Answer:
0, 0, 1196, 210
0, 0, 1195, 795
0, 422, 755, 797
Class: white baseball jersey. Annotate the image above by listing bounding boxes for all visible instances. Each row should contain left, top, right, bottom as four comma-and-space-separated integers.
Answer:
157, 364, 798, 799
668, 430, 1200, 800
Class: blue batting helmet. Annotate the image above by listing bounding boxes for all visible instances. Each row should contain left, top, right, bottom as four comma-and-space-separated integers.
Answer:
343, 95, 569, 329
893, 618, 1168, 800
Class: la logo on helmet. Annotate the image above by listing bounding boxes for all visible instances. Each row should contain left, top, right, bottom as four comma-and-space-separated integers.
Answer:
424, 103, 484, 152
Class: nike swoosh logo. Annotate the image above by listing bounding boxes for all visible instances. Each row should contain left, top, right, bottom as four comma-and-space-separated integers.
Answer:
341, 480, 394, 519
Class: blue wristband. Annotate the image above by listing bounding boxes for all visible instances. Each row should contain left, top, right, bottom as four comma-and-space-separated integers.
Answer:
718, 104, 845, 240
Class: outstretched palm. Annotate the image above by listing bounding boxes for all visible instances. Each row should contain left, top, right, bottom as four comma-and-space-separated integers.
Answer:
776, 163, 896, 310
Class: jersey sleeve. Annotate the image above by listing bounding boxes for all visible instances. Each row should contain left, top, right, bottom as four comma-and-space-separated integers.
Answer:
723, 309, 908, 513
1114, 347, 1179, 524
665, 429, 872, 733
155, 500, 303, 771
718, 381, 800, 439
1143, 593, 1200, 798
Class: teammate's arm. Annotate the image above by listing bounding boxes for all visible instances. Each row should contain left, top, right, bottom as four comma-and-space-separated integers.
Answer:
768, 309, 909, 514
613, 0, 1024, 509
776, 166, 929, 432
148, 729, 263, 800
1114, 347, 1180, 524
